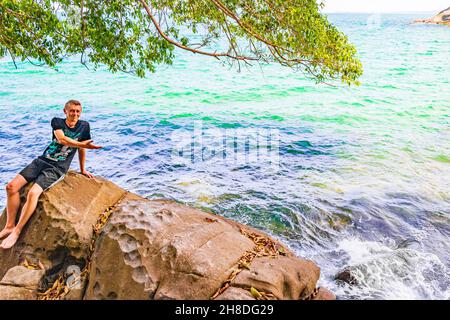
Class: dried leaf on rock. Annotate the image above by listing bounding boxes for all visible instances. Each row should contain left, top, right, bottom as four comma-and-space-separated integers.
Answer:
250, 287, 262, 299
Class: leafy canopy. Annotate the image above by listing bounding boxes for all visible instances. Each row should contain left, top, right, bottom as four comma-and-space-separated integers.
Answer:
0, 0, 363, 84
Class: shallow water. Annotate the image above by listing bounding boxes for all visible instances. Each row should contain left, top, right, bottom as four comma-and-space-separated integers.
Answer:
0, 14, 449, 299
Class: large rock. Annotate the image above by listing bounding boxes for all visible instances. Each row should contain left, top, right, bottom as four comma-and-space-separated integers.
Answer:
0, 285, 36, 300
229, 256, 320, 300
84, 195, 256, 299
0, 171, 126, 281
0, 265, 45, 300
0, 266, 44, 289
414, 7, 450, 26
84, 196, 323, 300
0, 172, 333, 300
312, 287, 336, 300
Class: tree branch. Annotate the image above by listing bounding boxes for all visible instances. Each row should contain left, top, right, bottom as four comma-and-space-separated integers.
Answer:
210, 0, 316, 66
137, 0, 257, 62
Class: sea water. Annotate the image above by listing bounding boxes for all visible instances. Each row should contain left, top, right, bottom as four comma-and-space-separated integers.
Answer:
0, 14, 449, 299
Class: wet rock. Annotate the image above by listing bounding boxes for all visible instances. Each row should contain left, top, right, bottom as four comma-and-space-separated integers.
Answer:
311, 287, 336, 300
335, 268, 358, 285
396, 239, 420, 250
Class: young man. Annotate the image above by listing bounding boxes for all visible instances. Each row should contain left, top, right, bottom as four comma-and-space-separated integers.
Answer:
0, 100, 101, 249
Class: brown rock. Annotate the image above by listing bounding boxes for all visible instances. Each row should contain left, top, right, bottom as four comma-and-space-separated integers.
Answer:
311, 287, 336, 300
0, 266, 44, 290
229, 256, 320, 300
0, 172, 333, 300
215, 287, 255, 300
84, 195, 256, 300
0, 285, 36, 300
335, 268, 358, 285
63, 269, 88, 300
0, 171, 126, 280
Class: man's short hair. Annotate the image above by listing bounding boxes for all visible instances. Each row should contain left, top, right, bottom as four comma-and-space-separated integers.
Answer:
64, 99, 82, 109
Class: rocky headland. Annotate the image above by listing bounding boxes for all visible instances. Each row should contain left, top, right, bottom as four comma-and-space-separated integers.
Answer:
0, 172, 334, 300
414, 7, 450, 26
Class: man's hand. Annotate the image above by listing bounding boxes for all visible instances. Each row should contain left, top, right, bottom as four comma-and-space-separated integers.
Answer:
81, 170, 94, 179
80, 139, 102, 150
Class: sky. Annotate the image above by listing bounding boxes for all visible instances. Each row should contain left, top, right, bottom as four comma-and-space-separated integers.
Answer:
321, 0, 449, 13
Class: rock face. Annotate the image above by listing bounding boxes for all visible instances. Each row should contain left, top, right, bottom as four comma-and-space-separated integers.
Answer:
0, 172, 334, 300
414, 7, 450, 26
0, 172, 126, 284
0, 266, 45, 300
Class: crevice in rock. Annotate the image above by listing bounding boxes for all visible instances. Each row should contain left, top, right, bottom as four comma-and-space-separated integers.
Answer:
37, 191, 128, 300
210, 228, 288, 300
40, 246, 86, 291
197, 230, 227, 251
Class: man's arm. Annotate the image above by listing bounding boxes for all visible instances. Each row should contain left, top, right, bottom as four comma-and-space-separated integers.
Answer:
54, 129, 101, 149
78, 148, 94, 178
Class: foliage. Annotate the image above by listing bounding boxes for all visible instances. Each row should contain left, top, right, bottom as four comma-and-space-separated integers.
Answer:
0, 0, 363, 84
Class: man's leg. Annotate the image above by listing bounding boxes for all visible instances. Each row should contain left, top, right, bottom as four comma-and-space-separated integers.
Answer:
0, 174, 29, 239
0, 183, 43, 249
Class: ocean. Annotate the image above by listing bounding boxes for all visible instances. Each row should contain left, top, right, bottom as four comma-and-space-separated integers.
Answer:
0, 13, 449, 299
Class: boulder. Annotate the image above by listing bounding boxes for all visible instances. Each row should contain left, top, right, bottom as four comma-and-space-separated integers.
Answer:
0, 265, 45, 300
0, 171, 126, 282
84, 195, 256, 300
229, 256, 320, 300
335, 268, 358, 285
311, 287, 336, 300
0, 285, 36, 300
0, 266, 44, 290
0, 172, 334, 300
214, 287, 255, 300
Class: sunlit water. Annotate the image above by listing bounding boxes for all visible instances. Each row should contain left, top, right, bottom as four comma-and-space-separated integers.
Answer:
0, 14, 449, 299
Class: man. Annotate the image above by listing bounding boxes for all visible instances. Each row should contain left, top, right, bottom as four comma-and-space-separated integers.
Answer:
0, 100, 101, 249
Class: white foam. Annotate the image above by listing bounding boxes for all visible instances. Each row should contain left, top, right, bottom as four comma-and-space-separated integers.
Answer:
327, 237, 449, 300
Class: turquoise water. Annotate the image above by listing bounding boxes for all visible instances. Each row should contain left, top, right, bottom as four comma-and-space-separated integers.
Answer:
0, 14, 449, 299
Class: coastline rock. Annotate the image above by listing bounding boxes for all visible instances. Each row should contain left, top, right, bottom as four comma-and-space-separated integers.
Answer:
84, 195, 256, 300
214, 287, 255, 300
414, 7, 450, 26
230, 256, 320, 300
312, 287, 336, 300
0, 171, 126, 281
335, 268, 358, 285
0, 266, 45, 300
0, 172, 334, 300
0, 266, 44, 289
0, 285, 36, 300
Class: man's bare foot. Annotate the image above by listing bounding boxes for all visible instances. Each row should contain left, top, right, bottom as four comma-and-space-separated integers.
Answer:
0, 227, 14, 240
0, 229, 21, 249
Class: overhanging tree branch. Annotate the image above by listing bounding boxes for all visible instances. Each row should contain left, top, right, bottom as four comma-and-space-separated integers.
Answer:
138, 0, 257, 62
0, 0, 363, 84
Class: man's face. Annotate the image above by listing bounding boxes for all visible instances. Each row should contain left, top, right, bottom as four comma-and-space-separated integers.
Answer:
64, 104, 82, 122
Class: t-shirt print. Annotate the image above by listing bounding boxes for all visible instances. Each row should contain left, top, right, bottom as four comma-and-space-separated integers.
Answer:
44, 130, 82, 161
41, 117, 91, 172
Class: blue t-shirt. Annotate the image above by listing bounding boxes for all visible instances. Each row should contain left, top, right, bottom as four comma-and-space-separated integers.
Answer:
40, 117, 91, 172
